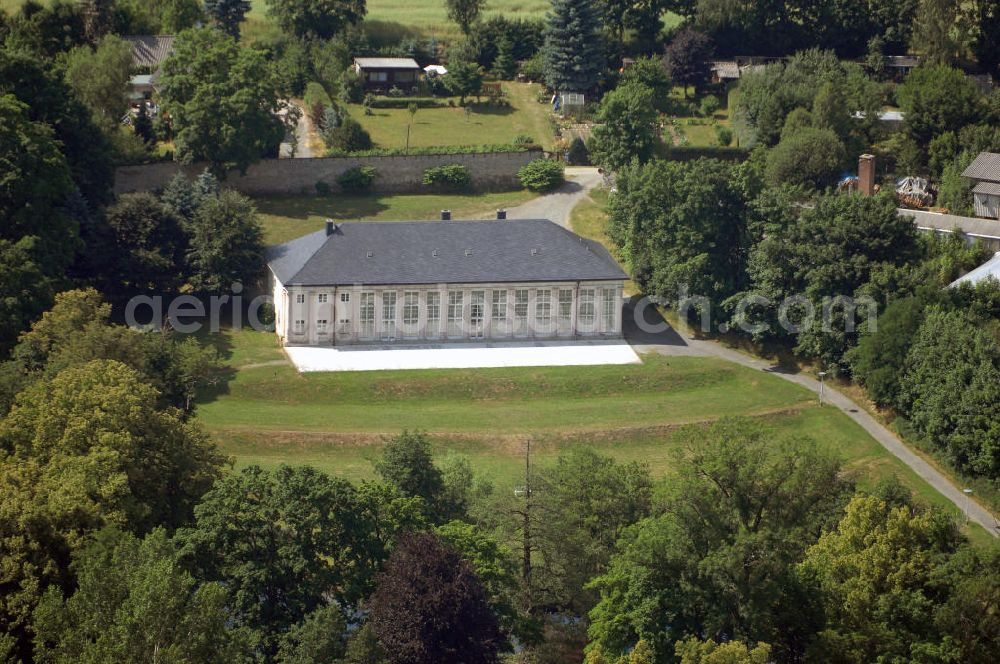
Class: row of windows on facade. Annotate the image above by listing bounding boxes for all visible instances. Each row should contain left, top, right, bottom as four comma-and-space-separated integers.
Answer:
290, 288, 616, 335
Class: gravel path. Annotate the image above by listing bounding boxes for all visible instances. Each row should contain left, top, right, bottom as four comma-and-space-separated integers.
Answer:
506, 166, 603, 228
624, 297, 1000, 537
279, 102, 313, 158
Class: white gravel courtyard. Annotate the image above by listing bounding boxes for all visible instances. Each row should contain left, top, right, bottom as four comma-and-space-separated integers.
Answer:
284, 340, 641, 373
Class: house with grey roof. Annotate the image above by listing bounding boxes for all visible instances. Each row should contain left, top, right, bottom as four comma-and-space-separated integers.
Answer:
962, 152, 1000, 219
266, 219, 627, 346
123, 35, 176, 71
353, 57, 422, 92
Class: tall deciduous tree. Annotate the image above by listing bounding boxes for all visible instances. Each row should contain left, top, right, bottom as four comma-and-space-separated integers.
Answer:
911, 0, 965, 65
0, 48, 116, 208
588, 82, 658, 172
798, 494, 961, 662
898, 307, 1000, 478
543, 0, 604, 93
587, 419, 850, 661
276, 604, 349, 664
546, 450, 651, 608
373, 430, 473, 523
2, 359, 225, 531
620, 56, 673, 112
447, 0, 487, 34
973, 0, 1000, 75
739, 193, 921, 368
102, 192, 188, 295
897, 65, 984, 147
265, 0, 367, 40
0, 94, 75, 351
367, 532, 504, 664
63, 34, 133, 128
445, 60, 484, 104
204, 0, 251, 39
606, 158, 751, 311
0, 360, 224, 660
663, 27, 713, 97
32, 527, 248, 663
186, 190, 265, 292
177, 465, 385, 657
159, 28, 283, 174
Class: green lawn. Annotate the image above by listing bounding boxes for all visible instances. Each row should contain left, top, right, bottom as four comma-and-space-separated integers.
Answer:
254, 189, 539, 245
246, 1, 683, 40
664, 84, 738, 148
345, 83, 555, 151
569, 187, 612, 252
196, 328, 994, 544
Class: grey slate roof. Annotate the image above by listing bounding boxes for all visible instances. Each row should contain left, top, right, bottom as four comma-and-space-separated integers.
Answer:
267, 220, 627, 287
124, 36, 176, 69
353, 57, 421, 70
962, 152, 1000, 183
973, 181, 1000, 196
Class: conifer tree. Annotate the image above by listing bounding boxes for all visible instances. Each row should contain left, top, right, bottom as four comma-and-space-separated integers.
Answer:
493, 36, 517, 80
543, 0, 604, 93
204, 0, 252, 39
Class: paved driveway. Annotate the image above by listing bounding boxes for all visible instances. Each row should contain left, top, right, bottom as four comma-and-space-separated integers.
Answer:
507, 166, 603, 228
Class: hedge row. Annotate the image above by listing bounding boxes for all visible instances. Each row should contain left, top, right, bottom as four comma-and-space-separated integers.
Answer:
325, 143, 544, 157
662, 146, 751, 162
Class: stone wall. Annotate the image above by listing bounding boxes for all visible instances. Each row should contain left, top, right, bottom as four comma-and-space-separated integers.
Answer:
114, 151, 539, 196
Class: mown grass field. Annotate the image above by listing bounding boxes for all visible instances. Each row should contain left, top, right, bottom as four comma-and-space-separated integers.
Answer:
253, 189, 539, 244
196, 329, 995, 545
345, 83, 556, 151
245, 1, 684, 40
569, 187, 612, 252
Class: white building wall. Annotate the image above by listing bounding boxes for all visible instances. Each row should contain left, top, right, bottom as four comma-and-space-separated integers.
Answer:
276, 280, 625, 346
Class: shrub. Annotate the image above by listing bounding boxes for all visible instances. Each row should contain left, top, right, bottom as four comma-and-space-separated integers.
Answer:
765, 127, 845, 188
714, 125, 733, 147
325, 117, 374, 152
320, 105, 341, 134
512, 134, 535, 145
387, 85, 404, 98
422, 164, 472, 190
520, 52, 545, 81
699, 94, 721, 117
339, 69, 365, 104
315, 180, 332, 195
304, 81, 332, 124
518, 159, 565, 192
567, 137, 589, 165
336, 165, 378, 192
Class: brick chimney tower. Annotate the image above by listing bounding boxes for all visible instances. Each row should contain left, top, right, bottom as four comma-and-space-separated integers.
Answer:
858, 154, 876, 196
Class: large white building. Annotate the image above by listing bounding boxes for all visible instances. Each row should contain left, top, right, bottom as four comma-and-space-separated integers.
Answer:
266, 219, 628, 346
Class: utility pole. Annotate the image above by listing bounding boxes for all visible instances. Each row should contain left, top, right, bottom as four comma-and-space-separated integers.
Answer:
522, 438, 532, 604
514, 438, 533, 613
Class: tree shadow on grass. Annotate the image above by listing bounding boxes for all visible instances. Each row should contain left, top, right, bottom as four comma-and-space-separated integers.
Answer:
467, 103, 517, 118
256, 194, 392, 222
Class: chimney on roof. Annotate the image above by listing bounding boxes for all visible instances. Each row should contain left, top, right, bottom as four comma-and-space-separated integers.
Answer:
441, 209, 451, 221
859, 154, 875, 196
325, 219, 337, 236
496, 209, 507, 220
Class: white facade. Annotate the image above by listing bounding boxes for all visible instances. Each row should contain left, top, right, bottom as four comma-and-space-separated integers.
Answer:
271, 274, 624, 346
